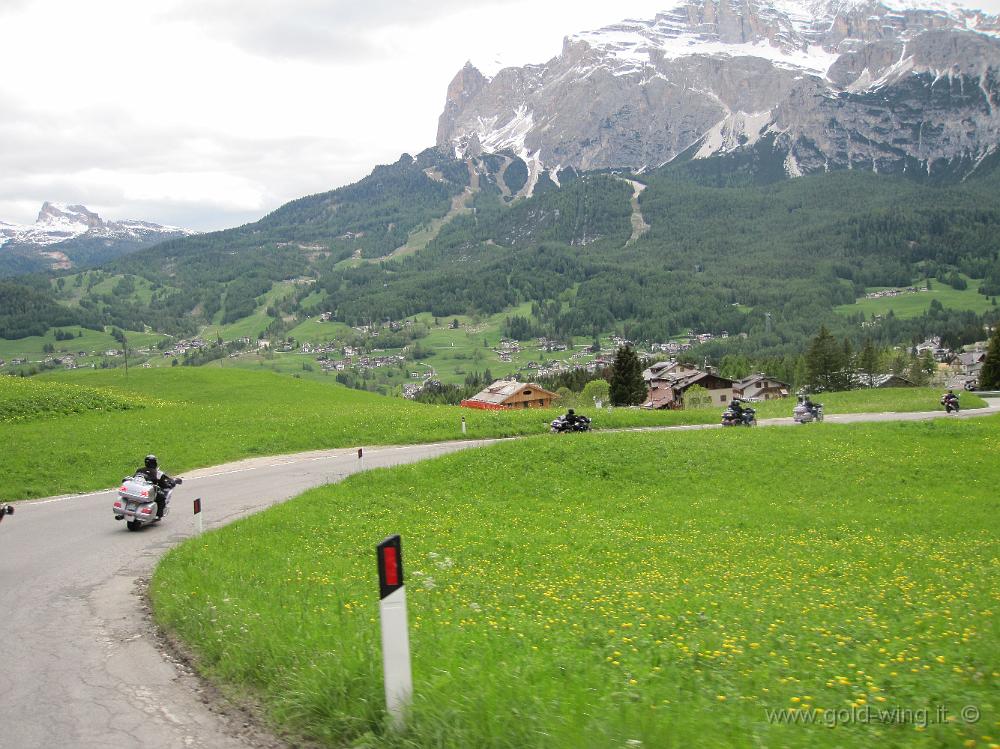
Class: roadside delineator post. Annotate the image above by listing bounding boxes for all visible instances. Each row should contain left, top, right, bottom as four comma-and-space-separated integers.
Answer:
461, 415, 466, 435
358, 447, 364, 471
193, 497, 203, 535
376, 534, 412, 729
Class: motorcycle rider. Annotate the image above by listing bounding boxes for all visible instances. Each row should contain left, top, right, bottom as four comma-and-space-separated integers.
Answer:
563, 408, 578, 428
728, 398, 746, 423
802, 395, 819, 418
941, 389, 959, 412
136, 454, 176, 518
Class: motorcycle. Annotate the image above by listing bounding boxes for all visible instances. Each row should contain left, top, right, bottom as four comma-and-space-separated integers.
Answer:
941, 394, 960, 414
793, 402, 824, 423
0, 503, 13, 526
550, 414, 592, 433
721, 405, 756, 427
112, 474, 182, 531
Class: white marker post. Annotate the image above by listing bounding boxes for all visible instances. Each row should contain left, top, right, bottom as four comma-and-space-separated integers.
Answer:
193, 497, 203, 535
461, 416, 466, 435
377, 534, 412, 730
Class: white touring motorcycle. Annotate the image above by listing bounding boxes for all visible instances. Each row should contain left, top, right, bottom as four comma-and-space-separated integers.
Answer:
112, 474, 182, 532
793, 401, 824, 423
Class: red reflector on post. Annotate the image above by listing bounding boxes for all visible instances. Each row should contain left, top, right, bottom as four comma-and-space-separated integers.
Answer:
384, 547, 398, 586
377, 535, 403, 600
193, 498, 201, 514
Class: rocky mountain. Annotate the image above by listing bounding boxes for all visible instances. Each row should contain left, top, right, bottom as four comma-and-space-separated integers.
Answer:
0, 202, 193, 277
437, 0, 1000, 189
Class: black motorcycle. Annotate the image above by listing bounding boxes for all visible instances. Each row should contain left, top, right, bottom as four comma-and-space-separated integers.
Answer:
721, 406, 757, 427
941, 394, 960, 414
550, 414, 592, 433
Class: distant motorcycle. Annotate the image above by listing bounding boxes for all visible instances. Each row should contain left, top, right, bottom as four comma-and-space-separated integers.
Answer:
0, 504, 13, 526
721, 405, 756, 427
112, 474, 182, 531
793, 402, 824, 423
550, 414, 592, 433
941, 393, 960, 414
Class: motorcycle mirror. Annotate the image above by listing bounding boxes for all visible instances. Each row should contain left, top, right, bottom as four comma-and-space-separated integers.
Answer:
175, 478, 183, 485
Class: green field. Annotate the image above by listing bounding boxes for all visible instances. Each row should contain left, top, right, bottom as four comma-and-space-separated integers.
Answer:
151, 416, 1000, 748
264, 302, 603, 386
200, 280, 308, 342
835, 277, 996, 320
53, 270, 168, 307
283, 318, 353, 344
0, 377, 160, 422
0, 367, 985, 500
0, 326, 166, 366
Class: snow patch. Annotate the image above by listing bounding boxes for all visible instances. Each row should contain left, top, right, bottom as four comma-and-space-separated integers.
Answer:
574, 25, 841, 77
0, 203, 192, 254
475, 105, 535, 155
784, 150, 804, 177
695, 111, 774, 159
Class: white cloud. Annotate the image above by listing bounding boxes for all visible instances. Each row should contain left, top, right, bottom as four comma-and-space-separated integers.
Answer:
0, 0, 996, 230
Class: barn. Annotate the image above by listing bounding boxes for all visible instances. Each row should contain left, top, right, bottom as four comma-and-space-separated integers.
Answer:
461, 380, 559, 410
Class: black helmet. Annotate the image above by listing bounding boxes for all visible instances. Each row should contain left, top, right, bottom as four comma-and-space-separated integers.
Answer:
567, 409, 575, 415
144, 454, 158, 472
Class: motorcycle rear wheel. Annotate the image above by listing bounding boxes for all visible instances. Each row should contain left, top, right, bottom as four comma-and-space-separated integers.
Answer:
126, 520, 142, 532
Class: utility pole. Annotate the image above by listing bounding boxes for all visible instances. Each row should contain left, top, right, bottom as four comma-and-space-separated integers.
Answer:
123, 332, 129, 381
765, 312, 772, 336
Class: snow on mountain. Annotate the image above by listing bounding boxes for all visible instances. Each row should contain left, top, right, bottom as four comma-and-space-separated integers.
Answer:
439, 0, 1000, 185
0, 202, 190, 249
0, 202, 194, 274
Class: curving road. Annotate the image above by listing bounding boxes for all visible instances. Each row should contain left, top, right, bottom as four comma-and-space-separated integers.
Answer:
0, 441, 497, 749
1, 403, 997, 749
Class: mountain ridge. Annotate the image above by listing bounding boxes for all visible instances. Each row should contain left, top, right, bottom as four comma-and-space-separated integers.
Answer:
0, 202, 193, 276
437, 0, 1000, 186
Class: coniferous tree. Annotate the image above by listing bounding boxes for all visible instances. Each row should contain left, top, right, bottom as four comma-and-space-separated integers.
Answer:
841, 338, 855, 387
980, 325, 1000, 389
610, 345, 646, 406
857, 338, 881, 388
805, 325, 846, 392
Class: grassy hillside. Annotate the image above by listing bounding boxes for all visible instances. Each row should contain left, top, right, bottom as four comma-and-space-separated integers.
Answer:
0, 368, 982, 499
151, 416, 1000, 748
5, 155, 1000, 368
835, 277, 996, 320
0, 377, 159, 422
0, 326, 164, 363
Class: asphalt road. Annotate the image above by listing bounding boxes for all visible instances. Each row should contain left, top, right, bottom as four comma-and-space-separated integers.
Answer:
0, 440, 496, 749
2, 402, 997, 749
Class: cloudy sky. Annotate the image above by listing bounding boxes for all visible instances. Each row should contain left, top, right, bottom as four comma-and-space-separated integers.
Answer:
0, 0, 670, 231
2, 0, 998, 232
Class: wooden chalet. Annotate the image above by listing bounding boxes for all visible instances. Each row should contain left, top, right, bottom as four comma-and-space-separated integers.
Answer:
461, 380, 559, 410
644, 370, 736, 409
733, 373, 790, 401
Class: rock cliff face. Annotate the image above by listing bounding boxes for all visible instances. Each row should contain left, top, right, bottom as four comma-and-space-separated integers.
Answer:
436, 0, 1000, 187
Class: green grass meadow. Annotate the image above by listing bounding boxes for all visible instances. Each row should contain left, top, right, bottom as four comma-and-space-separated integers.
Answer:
0, 325, 165, 363
151, 417, 1000, 748
835, 277, 996, 320
0, 377, 161, 422
0, 368, 987, 499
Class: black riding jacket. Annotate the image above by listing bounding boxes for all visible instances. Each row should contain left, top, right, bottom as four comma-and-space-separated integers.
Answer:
135, 467, 175, 495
